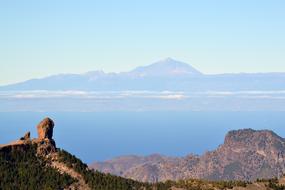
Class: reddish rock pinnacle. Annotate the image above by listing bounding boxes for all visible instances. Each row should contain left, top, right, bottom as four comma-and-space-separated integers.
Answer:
37, 117, 54, 140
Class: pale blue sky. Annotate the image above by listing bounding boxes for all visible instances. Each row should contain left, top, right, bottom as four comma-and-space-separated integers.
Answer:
0, 0, 285, 85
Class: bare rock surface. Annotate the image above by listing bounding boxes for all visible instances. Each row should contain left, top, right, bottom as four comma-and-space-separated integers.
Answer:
0, 117, 56, 155
32, 117, 57, 156
51, 159, 91, 190
0, 117, 90, 190
20, 131, 31, 141
91, 129, 285, 182
37, 117, 54, 140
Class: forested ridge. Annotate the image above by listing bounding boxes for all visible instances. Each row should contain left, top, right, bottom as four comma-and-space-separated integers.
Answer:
0, 144, 74, 190
1, 143, 285, 190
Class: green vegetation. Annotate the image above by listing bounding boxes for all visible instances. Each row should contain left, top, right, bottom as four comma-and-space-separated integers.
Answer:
58, 149, 152, 190
257, 178, 285, 190
0, 144, 75, 190
0, 145, 283, 190
57, 149, 251, 190
155, 179, 248, 190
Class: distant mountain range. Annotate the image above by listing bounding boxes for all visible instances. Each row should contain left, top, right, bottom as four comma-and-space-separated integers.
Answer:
1, 58, 285, 111
91, 129, 285, 183
1, 58, 285, 91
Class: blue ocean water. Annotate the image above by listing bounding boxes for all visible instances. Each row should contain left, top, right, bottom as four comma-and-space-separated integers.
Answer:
0, 111, 285, 163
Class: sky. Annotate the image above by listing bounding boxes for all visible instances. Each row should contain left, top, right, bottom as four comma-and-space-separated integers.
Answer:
0, 0, 285, 85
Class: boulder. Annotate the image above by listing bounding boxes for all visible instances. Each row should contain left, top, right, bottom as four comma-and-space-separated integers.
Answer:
37, 117, 54, 140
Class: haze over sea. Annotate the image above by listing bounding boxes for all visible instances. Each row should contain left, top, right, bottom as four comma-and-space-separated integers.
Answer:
1, 58, 285, 163
0, 111, 284, 163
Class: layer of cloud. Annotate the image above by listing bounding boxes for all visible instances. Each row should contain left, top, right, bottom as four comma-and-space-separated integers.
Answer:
1, 90, 285, 100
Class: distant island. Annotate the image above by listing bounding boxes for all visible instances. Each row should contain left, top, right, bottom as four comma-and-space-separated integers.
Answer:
1, 58, 285, 112
1, 58, 285, 92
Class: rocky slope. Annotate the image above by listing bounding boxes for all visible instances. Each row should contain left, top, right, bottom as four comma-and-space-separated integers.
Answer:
91, 129, 285, 182
0, 118, 149, 190
0, 117, 89, 190
2, 118, 285, 190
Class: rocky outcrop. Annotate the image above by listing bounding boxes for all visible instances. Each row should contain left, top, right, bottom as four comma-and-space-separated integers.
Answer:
2, 119, 285, 190
20, 131, 31, 141
0, 131, 31, 149
0, 117, 56, 156
91, 129, 285, 182
0, 117, 90, 190
34, 117, 56, 156
36, 138, 56, 156
37, 117, 54, 140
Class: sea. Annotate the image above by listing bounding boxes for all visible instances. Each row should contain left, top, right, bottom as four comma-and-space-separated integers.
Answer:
0, 111, 284, 163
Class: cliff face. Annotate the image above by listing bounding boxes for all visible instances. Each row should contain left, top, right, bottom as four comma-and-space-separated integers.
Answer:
0, 117, 57, 157
91, 129, 285, 182
0, 118, 91, 190
2, 118, 285, 190
37, 117, 54, 140
0, 118, 151, 190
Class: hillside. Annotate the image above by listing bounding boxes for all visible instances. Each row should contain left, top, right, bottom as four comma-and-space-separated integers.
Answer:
1, 118, 285, 190
0, 118, 152, 190
91, 129, 285, 183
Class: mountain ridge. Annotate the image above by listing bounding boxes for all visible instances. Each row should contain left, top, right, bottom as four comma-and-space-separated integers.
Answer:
2, 118, 285, 190
128, 58, 203, 76
0, 118, 153, 189
1, 58, 285, 91
91, 128, 285, 183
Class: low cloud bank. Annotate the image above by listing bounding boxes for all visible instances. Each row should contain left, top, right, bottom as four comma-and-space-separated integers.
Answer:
1, 90, 285, 100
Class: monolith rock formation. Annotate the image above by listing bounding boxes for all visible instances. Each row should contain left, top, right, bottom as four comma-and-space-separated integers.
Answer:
37, 117, 54, 140
34, 117, 56, 156
0, 117, 146, 190
1, 119, 285, 190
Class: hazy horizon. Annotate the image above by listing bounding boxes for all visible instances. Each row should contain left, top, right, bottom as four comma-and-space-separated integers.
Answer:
3, 57, 285, 86
1, 0, 285, 85
1, 1, 285, 188
1, 0, 285, 167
